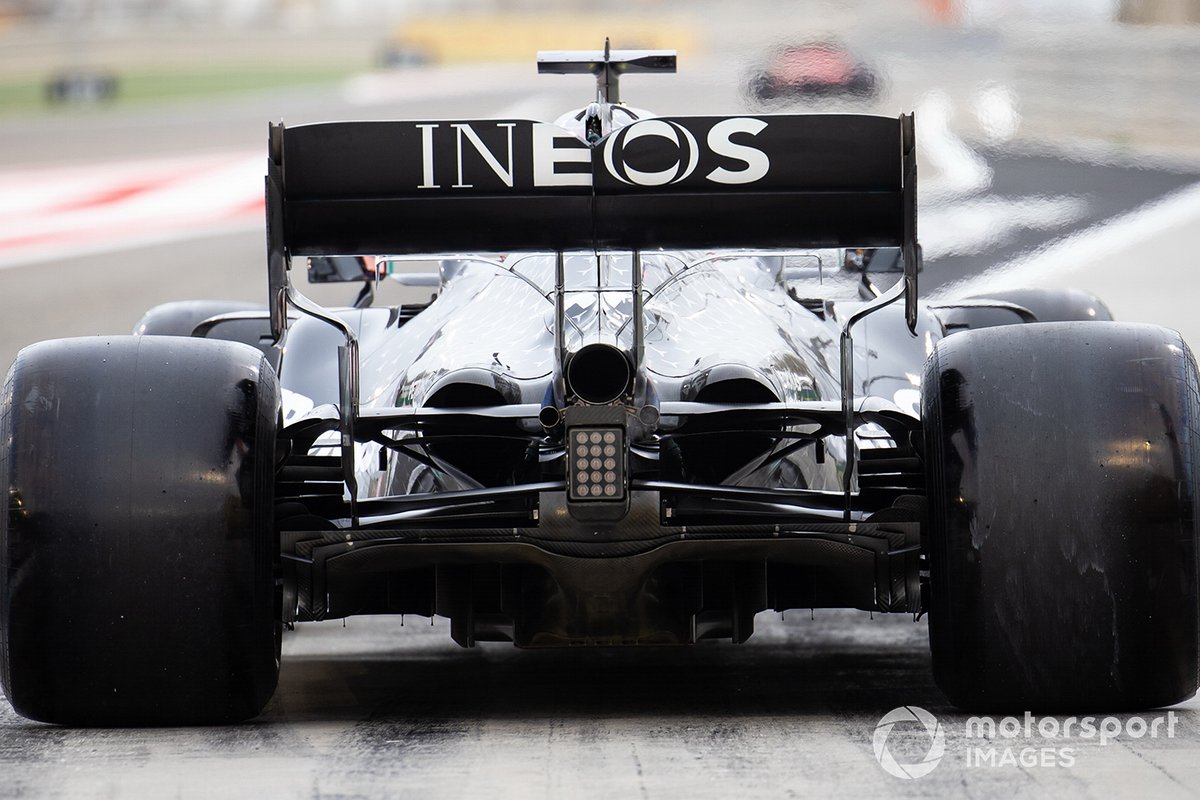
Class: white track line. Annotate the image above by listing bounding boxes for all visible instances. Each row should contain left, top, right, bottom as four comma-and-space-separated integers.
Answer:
931, 179, 1200, 300
0, 217, 263, 271
0, 151, 263, 271
916, 89, 993, 204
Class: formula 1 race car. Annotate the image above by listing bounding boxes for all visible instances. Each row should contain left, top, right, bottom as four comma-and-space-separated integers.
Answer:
746, 40, 880, 103
2, 46, 1197, 726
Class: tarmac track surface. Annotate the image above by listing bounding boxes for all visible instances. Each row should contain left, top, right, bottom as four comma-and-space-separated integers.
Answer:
4, 612, 1198, 799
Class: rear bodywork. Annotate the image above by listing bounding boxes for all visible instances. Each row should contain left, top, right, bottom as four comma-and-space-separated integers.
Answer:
256, 49, 931, 647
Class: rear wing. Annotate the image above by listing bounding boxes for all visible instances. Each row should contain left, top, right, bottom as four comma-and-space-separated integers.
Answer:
266, 112, 918, 335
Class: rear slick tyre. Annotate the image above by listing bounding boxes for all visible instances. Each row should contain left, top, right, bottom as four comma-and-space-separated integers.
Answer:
969, 287, 1113, 323
0, 335, 281, 725
134, 300, 263, 337
924, 321, 1200, 711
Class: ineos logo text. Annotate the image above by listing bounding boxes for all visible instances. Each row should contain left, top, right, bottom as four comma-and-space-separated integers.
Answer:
414, 117, 773, 190
602, 119, 700, 187
601, 117, 771, 187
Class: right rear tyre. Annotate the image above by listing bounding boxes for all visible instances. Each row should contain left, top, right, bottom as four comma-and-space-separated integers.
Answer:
937, 287, 1113, 333
924, 321, 1200, 711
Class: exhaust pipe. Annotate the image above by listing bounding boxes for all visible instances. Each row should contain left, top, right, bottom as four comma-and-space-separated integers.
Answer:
565, 343, 632, 405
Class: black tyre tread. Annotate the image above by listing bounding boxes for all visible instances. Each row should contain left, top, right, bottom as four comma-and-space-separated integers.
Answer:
1, 335, 280, 726
925, 321, 1200, 711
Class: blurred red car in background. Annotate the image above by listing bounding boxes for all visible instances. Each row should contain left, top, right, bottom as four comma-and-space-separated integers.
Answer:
748, 40, 879, 101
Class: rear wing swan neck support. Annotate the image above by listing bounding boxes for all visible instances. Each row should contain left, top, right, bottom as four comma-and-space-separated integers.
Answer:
839, 277, 908, 519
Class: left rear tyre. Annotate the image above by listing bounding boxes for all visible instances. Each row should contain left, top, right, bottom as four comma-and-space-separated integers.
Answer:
134, 299, 263, 337
1, 335, 280, 725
